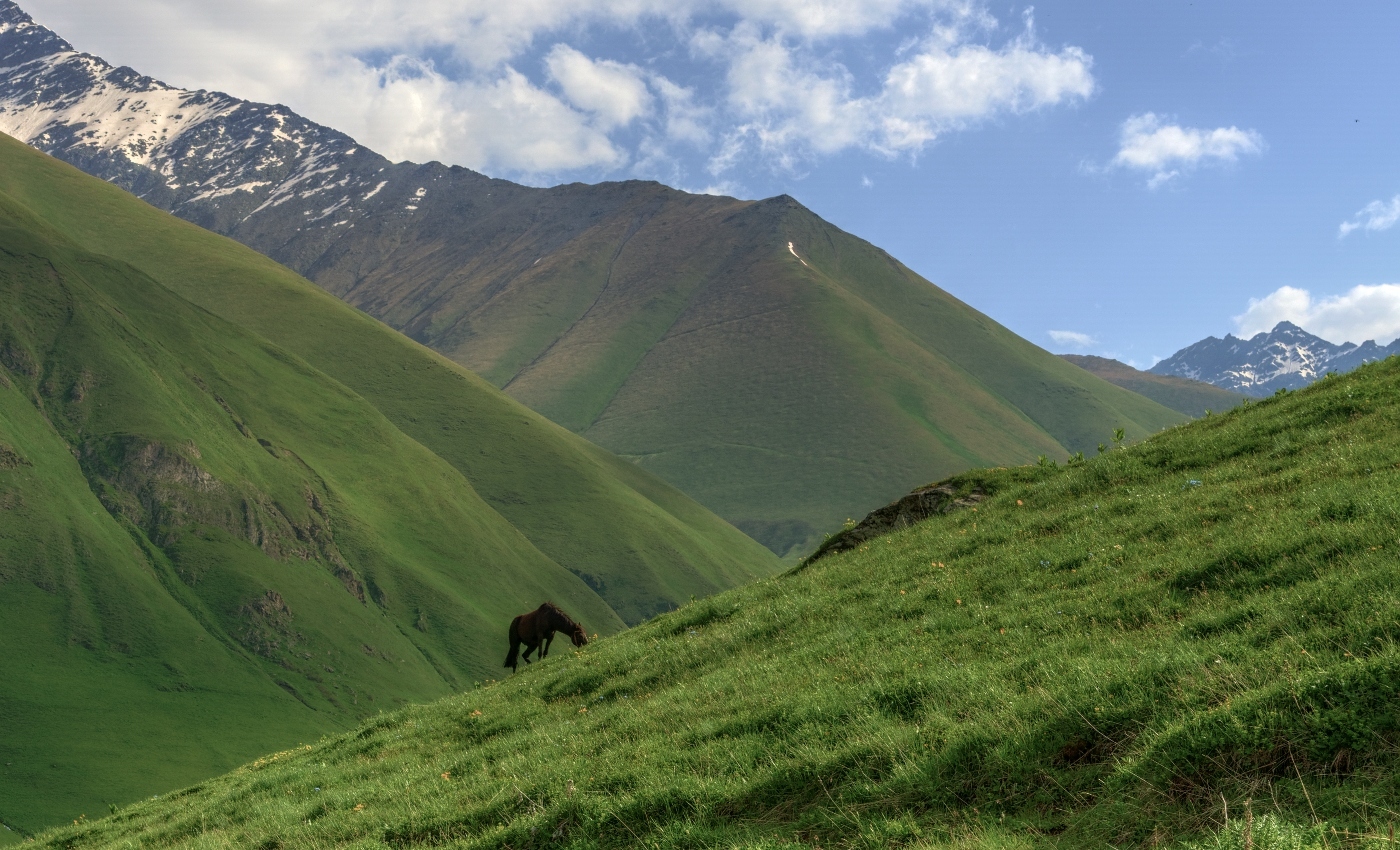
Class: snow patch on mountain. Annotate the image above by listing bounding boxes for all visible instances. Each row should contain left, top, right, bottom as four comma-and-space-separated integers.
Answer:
1151, 321, 1400, 396
0, 56, 238, 166
0, 0, 405, 236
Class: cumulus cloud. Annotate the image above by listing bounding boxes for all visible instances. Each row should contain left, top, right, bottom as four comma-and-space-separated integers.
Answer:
876, 33, 1094, 149
20, 0, 1097, 181
702, 14, 1093, 170
288, 56, 626, 172
1112, 113, 1263, 188
545, 46, 652, 130
1339, 195, 1400, 238
1234, 284, 1400, 345
1048, 330, 1096, 348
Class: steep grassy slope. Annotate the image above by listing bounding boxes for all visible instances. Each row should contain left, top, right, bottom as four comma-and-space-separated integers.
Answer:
0, 8, 1183, 557
0, 189, 602, 832
273, 180, 1186, 557
0, 133, 779, 622
0, 137, 777, 833
1062, 354, 1247, 418
36, 357, 1400, 848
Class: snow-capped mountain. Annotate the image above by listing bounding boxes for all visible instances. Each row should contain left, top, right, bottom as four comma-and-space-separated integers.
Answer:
1150, 321, 1400, 396
0, 0, 508, 256
0, 0, 1200, 561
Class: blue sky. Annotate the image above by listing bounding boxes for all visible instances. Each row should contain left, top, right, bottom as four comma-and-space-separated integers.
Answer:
22, 1, 1400, 365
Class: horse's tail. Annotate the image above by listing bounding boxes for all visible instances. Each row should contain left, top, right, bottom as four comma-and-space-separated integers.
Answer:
504, 616, 522, 670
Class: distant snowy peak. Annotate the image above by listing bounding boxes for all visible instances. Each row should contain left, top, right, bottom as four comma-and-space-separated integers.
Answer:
0, 0, 70, 67
1151, 321, 1400, 396
0, 0, 411, 233
1, 52, 238, 168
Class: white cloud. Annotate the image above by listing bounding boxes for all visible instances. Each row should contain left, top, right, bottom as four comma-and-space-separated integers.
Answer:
875, 35, 1094, 149
1048, 330, 1096, 348
18, 0, 1096, 181
1112, 113, 1263, 187
303, 57, 625, 172
1339, 195, 1400, 237
704, 14, 1093, 170
715, 0, 949, 39
651, 77, 711, 147
1234, 284, 1400, 344
1124, 356, 1162, 370
545, 45, 652, 130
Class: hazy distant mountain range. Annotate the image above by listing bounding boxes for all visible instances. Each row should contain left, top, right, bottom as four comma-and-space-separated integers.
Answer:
0, 1, 1184, 556
1151, 321, 1400, 397
1058, 355, 1246, 417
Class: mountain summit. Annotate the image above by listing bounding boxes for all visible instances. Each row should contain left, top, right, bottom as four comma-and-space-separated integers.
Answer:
0, 1, 1183, 556
1151, 321, 1400, 396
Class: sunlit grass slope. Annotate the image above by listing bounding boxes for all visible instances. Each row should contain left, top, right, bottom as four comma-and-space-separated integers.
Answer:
0, 137, 777, 833
230, 177, 1186, 558
39, 357, 1400, 848
0, 174, 621, 833
0, 133, 779, 623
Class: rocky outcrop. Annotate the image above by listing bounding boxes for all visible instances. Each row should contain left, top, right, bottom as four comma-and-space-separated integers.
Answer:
802, 482, 985, 566
0, 441, 28, 469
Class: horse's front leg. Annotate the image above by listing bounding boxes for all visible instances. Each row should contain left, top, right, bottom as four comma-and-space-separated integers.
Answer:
522, 641, 537, 664
542, 631, 555, 659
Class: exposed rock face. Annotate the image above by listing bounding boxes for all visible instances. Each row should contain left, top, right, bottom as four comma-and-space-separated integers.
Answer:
0, 441, 27, 468
803, 483, 985, 565
1151, 321, 1400, 396
74, 434, 367, 601
0, 0, 496, 267
239, 590, 300, 659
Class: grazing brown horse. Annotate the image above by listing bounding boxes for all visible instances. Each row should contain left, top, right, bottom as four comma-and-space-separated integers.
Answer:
504, 602, 588, 672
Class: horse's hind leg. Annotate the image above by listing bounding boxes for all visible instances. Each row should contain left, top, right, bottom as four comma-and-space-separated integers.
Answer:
522, 641, 538, 664
504, 620, 522, 671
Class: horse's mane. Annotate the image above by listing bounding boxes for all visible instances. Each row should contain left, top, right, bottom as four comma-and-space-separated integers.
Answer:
540, 601, 582, 631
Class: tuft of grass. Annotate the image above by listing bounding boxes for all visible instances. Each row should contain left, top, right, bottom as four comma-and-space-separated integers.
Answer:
1187, 814, 1385, 850
36, 355, 1400, 848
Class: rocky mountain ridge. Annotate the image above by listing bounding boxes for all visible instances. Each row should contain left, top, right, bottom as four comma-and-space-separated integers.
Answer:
0, 0, 410, 238
0, 0, 1185, 556
1150, 321, 1400, 396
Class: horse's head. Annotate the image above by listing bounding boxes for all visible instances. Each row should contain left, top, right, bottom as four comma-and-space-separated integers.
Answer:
569, 624, 589, 647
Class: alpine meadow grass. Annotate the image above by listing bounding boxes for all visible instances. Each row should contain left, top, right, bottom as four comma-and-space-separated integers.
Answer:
33, 357, 1400, 848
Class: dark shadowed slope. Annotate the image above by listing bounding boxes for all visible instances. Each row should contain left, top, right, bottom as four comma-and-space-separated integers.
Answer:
0, 2, 1183, 556
0, 132, 777, 834
1060, 354, 1246, 417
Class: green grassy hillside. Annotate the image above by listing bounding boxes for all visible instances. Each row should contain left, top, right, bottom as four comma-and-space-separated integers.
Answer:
277, 182, 1184, 557
0, 134, 779, 623
0, 136, 777, 833
0, 6, 1182, 558
1061, 354, 1247, 418
35, 355, 1400, 848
